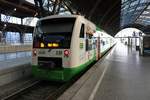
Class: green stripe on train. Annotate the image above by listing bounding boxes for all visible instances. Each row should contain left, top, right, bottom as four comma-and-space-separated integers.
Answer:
32, 56, 96, 81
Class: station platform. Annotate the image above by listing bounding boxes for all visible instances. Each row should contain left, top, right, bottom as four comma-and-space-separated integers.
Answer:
58, 42, 150, 100
0, 52, 32, 86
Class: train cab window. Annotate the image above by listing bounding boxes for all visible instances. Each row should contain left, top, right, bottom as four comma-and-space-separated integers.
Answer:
33, 18, 75, 49
80, 24, 85, 38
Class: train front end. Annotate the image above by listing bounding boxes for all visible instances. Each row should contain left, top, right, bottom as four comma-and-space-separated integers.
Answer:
32, 17, 75, 81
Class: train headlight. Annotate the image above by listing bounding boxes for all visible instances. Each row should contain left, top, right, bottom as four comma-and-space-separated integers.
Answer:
64, 50, 70, 57
53, 43, 59, 47
48, 43, 52, 47
40, 42, 44, 48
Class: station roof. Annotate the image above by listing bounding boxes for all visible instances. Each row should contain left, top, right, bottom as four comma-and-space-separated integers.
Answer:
0, 0, 37, 33
0, 22, 34, 33
0, 0, 38, 18
0, 0, 149, 35
0, 0, 121, 36
121, 0, 150, 29
66, 0, 121, 36
136, 3, 150, 26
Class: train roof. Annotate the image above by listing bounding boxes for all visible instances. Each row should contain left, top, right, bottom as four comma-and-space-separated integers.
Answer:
37, 15, 96, 35
39, 15, 84, 21
38, 15, 95, 27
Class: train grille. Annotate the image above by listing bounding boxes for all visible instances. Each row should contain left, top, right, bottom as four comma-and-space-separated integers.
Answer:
38, 57, 62, 70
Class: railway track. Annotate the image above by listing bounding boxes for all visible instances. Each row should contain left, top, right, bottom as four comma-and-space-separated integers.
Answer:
1, 80, 72, 100
1, 60, 97, 100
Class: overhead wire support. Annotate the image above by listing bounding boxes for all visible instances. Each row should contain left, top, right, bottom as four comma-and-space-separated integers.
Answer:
62, 0, 74, 14
88, 0, 102, 20
52, 0, 58, 14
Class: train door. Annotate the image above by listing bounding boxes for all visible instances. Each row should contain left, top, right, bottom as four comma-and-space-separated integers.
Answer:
96, 36, 100, 60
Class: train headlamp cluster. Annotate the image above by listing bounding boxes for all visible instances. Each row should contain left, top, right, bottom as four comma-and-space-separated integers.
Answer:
48, 43, 52, 47
40, 43, 45, 48
40, 42, 59, 48
52, 43, 59, 47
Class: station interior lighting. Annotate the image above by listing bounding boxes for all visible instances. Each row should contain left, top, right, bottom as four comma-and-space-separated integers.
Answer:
4, 24, 7, 27
14, 8, 17, 11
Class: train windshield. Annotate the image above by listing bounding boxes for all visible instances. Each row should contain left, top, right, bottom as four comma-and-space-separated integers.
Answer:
33, 18, 76, 48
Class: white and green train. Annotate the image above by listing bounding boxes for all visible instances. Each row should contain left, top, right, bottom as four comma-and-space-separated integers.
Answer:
32, 15, 115, 81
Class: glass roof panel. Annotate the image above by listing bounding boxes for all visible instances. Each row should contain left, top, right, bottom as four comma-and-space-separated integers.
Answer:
121, 0, 150, 26
25, 0, 73, 15
136, 4, 150, 25
25, 0, 35, 4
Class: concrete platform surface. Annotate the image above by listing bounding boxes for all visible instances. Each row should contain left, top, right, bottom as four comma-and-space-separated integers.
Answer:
58, 43, 150, 100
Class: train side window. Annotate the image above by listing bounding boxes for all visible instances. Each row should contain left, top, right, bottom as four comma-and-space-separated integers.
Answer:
80, 24, 85, 38
89, 34, 93, 39
86, 33, 93, 39
86, 34, 93, 51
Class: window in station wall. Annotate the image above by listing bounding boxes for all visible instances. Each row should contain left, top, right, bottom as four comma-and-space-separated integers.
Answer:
25, 0, 35, 4
6, 32, 20, 44
1, 14, 21, 25
23, 17, 39, 26
24, 33, 33, 44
